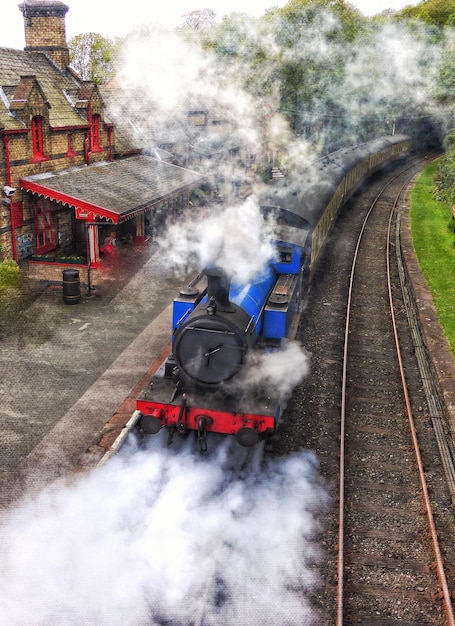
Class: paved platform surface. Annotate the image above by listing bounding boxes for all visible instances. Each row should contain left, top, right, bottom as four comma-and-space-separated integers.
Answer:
0, 244, 189, 508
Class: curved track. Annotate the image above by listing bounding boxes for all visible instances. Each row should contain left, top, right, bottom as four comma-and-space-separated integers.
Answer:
273, 156, 455, 624
336, 162, 455, 624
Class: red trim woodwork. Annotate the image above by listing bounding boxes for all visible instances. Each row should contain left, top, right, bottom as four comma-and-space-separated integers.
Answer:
88, 110, 103, 153
20, 179, 119, 224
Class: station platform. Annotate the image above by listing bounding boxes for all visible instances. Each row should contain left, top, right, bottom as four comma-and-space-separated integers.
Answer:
0, 242, 187, 508
2, 184, 455, 509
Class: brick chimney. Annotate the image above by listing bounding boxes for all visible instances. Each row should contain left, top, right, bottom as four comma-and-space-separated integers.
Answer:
19, 0, 70, 69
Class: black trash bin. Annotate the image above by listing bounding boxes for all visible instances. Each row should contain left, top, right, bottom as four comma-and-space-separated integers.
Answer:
62, 269, 81, 305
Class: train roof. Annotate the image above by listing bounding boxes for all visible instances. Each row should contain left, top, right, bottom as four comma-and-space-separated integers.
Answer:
261, 157, 346, 228
260, 135, 411, 229
273, 223, 311, 249
382, 133, 411, 145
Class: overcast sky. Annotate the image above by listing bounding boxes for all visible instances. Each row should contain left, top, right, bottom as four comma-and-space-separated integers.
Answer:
0, 0, 416, 49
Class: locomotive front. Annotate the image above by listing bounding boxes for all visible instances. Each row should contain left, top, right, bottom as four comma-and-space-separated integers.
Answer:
173, 265, 276, 387
136, 260, 287, 448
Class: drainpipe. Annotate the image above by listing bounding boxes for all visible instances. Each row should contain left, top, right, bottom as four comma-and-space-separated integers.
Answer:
2, 133, 17, 261
108, 126, 114, 162
9, 195, 17, 261
83, 132, 91, 165
2, 133, 12, 185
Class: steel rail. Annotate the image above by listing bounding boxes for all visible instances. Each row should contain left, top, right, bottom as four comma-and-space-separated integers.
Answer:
395, 199, 455, 502
336, 158, 452, 624
336, 171, 380, 625
387, 188, 455, 626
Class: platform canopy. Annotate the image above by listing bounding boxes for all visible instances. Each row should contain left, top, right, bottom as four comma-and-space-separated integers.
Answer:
20, 154, 206, 223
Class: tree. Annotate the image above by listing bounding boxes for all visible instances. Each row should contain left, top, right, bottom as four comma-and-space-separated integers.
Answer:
69, 33, 123, 85
270, 0, 364, 137
397, 0, 455, 26
278, 0, 364, 42
433, 133, 455, 204
208, 12, 274, 91
435, 50, 455, 105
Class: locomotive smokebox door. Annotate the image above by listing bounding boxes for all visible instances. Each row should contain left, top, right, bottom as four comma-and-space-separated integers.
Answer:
174, 315, 248, 385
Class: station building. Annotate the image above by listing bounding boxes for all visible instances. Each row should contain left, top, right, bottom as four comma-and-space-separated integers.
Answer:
0, 0, 206, 277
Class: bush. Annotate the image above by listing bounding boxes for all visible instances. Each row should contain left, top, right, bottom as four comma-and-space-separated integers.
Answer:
433, 152, 455, 205
0, 259, 21, 289
433, 133, 455, 205
0, 260, 25, 332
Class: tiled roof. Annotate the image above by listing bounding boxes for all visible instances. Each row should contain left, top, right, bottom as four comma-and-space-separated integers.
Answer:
0, 47, 86, 129
10, 76, 35, 107
20, 154, 206, 221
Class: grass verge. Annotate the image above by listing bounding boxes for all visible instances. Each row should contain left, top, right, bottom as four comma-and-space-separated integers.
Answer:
410, 158, 455, 356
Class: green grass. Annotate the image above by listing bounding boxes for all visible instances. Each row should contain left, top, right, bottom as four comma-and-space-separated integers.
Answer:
410, 159, 455, 356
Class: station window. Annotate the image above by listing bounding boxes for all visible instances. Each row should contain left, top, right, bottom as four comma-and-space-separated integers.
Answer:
30, 116, 49, 163
66, 133, 77, 157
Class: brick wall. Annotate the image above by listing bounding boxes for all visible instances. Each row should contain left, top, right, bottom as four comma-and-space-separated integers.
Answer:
24, 16, 67, 48
25, 261, 104, 287
25, 262, 105, 301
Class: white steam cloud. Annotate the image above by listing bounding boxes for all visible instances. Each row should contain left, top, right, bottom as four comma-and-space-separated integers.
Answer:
343, 21, 444, 124
242, 340, 311, 397
108, 9, 452, 182
113, 25, 260, 154
0, 439, 329, 625
160, 195, 277, 282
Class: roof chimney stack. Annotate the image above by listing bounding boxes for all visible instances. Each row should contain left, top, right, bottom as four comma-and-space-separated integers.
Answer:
19, 1, 70, 69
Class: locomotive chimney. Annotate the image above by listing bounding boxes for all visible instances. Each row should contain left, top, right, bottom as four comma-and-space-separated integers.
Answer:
204, 267, 235, 313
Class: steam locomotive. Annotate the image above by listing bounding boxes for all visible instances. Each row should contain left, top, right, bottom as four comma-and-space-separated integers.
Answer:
136, 134, 412, 450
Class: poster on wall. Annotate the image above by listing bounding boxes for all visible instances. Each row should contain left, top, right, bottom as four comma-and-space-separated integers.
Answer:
16, 232, 33, 259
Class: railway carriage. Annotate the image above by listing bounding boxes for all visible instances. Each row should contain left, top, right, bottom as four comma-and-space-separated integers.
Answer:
136, 134, 412, 450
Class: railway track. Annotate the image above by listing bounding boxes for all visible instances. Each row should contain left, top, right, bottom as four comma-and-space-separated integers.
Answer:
336, 161, 455, 624
274, 156, 455, 624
